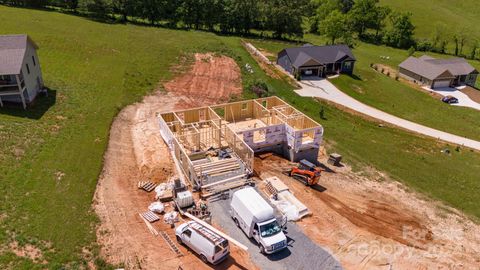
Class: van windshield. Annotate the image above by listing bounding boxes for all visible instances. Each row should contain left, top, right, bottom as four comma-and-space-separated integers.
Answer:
259, 220, 281, 237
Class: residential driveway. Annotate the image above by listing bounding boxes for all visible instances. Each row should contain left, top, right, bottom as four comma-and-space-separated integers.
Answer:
295, 78, 480, 151
209, 195, 343, 270
422, 86, 480, 111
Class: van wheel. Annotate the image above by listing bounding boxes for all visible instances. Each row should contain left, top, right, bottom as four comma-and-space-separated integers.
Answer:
258, 244, 266, 254
234, 218, 240, 228
176, 236, 182, 245
200, 254, 208, 263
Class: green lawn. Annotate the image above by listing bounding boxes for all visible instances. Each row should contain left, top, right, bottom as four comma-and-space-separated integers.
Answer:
250, 37, 480, 141
381, 0, 480, 52
0, 5, 231, 269
1, 5, 480, 269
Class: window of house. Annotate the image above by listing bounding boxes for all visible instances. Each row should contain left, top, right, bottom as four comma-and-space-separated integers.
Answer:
26, 64, 30, 74
32, 56, 36, 66
242, 103, 247, 110
343, 62, 352, 69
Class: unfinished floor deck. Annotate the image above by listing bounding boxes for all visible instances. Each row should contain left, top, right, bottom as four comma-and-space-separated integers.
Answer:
158, 96, 323, 193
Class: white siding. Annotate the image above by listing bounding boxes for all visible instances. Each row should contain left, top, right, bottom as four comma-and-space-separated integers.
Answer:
20, 42, 43, 102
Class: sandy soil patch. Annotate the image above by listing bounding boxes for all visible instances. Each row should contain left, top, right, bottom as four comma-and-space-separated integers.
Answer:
255, 153, 480, 270
164, 53, 242, 107
94, 54, 258, 269
8, 241, 46, 264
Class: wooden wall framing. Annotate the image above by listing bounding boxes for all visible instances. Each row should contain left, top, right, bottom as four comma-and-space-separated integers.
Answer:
158, 96, 323, 185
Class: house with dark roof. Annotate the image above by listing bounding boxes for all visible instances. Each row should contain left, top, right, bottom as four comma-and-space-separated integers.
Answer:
277, 44, 356, 79
0, 34, 44, 109
398, 55, 478, 89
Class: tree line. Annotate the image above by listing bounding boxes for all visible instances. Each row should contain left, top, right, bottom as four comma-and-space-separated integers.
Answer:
309, 0, 479, 59
0, 0, 308, 39
1, 0, 478, 59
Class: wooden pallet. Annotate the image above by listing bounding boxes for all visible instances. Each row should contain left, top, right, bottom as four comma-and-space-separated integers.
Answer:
160, 231, 183, 257
138, 181, 157, 192
141, 211, 160, 223
265, 180, 277, 197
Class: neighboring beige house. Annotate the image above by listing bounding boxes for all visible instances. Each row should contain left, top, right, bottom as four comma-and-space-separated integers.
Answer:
0, 34, 44, 109
398, 55, 478, 89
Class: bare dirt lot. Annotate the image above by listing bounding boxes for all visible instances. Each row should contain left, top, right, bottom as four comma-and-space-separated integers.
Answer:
94, 51, 480, 270
164, 53, 242, 107
94, 53, 258, 270
255, 153, 480, 270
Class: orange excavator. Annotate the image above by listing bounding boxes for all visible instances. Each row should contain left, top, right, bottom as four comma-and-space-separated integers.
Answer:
288, 159, 322, 186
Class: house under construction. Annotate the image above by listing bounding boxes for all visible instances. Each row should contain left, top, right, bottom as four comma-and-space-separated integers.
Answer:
159, 96, 323, 193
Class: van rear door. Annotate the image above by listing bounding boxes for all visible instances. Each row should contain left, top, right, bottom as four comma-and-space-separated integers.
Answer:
212, 240, 230, 264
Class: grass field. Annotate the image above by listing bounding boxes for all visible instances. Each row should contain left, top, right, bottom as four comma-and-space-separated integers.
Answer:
1, 5, 480, 269
381, 0, 480, 53
250, 37, 480, 141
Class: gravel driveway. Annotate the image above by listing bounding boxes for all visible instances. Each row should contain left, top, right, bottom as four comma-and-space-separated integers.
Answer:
295, 78, 480, 151
209, 194, 343, 270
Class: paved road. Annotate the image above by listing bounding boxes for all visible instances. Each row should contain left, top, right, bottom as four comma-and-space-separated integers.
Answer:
209, 195, 342, 270
422, 85, 480, 111
295, 78, 480, 151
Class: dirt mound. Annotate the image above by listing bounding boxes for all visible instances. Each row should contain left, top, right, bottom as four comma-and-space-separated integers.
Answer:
164, 53, 242, 107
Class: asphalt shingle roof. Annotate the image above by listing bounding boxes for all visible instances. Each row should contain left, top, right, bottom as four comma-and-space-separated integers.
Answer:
283, 44, 356, 68
399, 55, 477, 80
0, 34, 37, 75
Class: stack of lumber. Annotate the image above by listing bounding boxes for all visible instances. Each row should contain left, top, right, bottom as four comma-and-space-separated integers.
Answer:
201, 174, 251, 198
265, 176, 310, 220
193, 158, 240, 178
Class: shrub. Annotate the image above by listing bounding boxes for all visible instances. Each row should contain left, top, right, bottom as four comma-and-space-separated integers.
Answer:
246, 79, 269, 98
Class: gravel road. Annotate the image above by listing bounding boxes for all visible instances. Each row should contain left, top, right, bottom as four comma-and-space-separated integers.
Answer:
209, 193, 343, 270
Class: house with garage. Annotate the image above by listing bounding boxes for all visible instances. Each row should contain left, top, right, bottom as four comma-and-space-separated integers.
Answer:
398, 55, 478, 89
277, 44, 356, 79
0, 34, 44, 109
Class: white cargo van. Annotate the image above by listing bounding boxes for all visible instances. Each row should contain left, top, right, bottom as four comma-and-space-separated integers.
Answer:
230, 187, 287, 254
175, 221, 230, 265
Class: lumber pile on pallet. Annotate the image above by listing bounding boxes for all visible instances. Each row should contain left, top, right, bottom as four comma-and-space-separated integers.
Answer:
201, 174, 251, 198
193, 158, 240, 178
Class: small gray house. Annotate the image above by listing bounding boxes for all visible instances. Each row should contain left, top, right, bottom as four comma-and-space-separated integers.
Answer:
277, 44, 356, 79
0, 34, 44, 109
398, 55, 478, 89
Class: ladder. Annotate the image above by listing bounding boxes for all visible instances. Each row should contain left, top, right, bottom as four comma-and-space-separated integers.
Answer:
189, 222, 223, 245
160, 231, 183, 257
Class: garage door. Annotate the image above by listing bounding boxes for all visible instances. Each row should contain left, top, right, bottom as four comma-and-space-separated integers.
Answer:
432, 80, 451, 88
